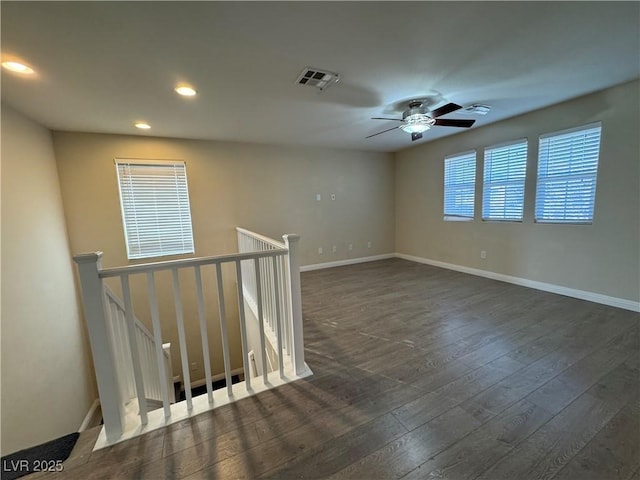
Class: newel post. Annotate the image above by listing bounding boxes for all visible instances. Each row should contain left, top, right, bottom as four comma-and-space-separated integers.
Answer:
283, 234, 307, 376
74, 252, 124, 442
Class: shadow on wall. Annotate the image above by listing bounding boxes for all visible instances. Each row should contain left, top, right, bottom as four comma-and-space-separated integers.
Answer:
305, 81, 380, 108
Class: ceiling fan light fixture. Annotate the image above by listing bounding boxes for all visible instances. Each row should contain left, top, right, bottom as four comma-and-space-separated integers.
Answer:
401, 123, 430, 134
400, 113, 434, 134
367, 101, 469, 141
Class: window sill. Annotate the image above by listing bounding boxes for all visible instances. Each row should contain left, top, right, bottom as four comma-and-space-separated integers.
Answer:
534, 220, 593, 225
482, 219, 523, 223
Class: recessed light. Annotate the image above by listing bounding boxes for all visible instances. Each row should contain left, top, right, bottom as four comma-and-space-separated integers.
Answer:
175, 84, 197, 97
134, 122, 151, 130
2, 61, 35, 75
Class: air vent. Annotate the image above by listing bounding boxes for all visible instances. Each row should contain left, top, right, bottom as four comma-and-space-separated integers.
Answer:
295, 67, 340, 91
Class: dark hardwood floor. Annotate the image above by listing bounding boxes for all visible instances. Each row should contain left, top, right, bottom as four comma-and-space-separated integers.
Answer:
29, 258, 639, 479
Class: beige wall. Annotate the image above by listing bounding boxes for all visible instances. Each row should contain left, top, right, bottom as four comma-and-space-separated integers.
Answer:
52, 132, 395, 382
396, 80, 640, 302
1, 105, 96, 455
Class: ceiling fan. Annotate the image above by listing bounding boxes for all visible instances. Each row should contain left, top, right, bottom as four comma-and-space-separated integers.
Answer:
366, 101, 476, 142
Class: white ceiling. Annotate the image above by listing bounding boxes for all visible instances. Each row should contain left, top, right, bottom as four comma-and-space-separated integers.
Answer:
2, 2, 639, 152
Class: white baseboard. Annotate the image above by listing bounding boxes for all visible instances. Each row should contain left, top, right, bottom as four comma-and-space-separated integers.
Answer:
79, 398, 101, 432
298, 250, 638, 311
300, 254, 396, 272
395, 252, 640, 313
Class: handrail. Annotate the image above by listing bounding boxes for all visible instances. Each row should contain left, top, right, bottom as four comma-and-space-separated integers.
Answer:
99, 249, 287, 278
236, 227, 285, 249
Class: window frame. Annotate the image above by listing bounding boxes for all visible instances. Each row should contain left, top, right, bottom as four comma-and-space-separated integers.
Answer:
443, 150, 477, 222
534, 122, 602, 225
481, 138, 528, 223
115, 158, 195, 260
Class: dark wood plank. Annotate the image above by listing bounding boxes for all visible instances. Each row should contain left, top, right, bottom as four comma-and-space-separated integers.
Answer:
400, 399, 554, 480
477, 356, 638, 480
25, 259, 638, 480
43, 428, 165, 480
177, 376, 420, 479
181, 404, 373, 479
391, 355, 525, 431
552, 398, 640, 480
328, 406, 483, 480
458, 316, 636, 423
526, 326, 638, 415
259, 412, 408, 479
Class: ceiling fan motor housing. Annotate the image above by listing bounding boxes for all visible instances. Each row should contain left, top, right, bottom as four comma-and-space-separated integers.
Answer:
403, 101, 429, 120
367, 101, 472, 141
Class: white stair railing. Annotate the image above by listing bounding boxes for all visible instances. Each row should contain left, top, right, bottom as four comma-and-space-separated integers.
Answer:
236, 228, 293, 379
73, 229, 306, 445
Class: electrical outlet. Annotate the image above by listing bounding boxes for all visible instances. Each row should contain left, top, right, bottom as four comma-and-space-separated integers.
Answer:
318, 247, 323, 255
348, 243, 353, 251
480, 250, 487, 259
367, 241, 372, 249
316, 193, 321, 201
190, 362, 197, 371
332, 245, 337, 253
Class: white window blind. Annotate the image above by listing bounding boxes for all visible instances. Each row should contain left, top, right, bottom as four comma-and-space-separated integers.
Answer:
444, 151, 476, 220
115, 159, 195, 260
535, 123, 601, 223
482, 140, 528, 221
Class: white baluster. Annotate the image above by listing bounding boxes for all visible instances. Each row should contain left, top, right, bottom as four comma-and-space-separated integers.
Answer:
145, 336, 156, 399
107, 301, 126, 403
235, 260, 252, 391
137, 330, 152, 399
263, 257, 272, 331
115, 303, 133, 403
171, 268, 193, 410
163, 344, 176, 403
272, 256, 284, 379
248, 258, 256, 306
194, 266, 214, 404
150, 339, 160, 399
254, 257, 269, 382
280, 256, 292, 355
215, 263, 234, 397
261, 257, 269, 331
268, 257, 275, 332
141, 333, 154, 399
121, 274, 148, 424
146, 271, 171, 418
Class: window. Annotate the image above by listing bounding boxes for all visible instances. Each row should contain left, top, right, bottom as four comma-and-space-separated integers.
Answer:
535, 123, 602, 223
482, 140, 528, 221
115, 159, 194, 260
444, 151, 476, 220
